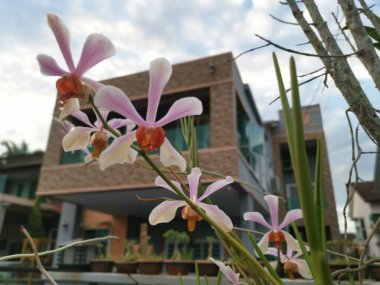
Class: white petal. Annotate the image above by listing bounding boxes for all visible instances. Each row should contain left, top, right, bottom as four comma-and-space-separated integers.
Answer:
293, 259, 313, 279
98, 131, 136, 170
160, 138, 186, 172
209, 258, 240, 285
155, 176, 183, 195
257, 232, 270, 253
62, 127, 93, 151
283, 231, 301, 251
199, 202, 233, 232
148, 200, 186, 225
59, 98, 80, 121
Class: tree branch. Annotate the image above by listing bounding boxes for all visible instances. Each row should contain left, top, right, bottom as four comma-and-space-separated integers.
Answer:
338, 0, 380, 92
287, 0, 380, 146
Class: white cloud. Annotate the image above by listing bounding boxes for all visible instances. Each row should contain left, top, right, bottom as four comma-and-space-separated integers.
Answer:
0, 0, 378, 237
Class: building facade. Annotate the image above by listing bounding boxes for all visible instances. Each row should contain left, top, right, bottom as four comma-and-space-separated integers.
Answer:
0, 152, 59, 256
266, 105, 340, 241
349, 150, 380, 257
36, 53, 340, 264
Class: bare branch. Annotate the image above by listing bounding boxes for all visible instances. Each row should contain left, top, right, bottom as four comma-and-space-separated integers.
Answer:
358, 217, 380, 283
331, 12, 357, 52
0, 235, 118, 261
358, 0, 380, 44
338, 0, 380, 91
255, 34, 358, 57
21, 226, 57, 285
232, 44, 270, 60
269, 13, 299, 25
287, 0, 380, 146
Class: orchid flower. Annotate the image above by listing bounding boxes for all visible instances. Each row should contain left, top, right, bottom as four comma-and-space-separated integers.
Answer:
62, 110, 135, 160
149, 167, 233, 232
94, 57, 202, 172
266, 247, 312, 280
210, 258, 246, 285
37, 13, 116, 120
243, 195, 302, 252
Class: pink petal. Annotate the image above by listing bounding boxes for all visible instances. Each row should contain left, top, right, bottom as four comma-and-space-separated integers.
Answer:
146, 58, 172, 124
155, 176, 184, 195
98, 131, 136, 170
265, 195, 279, 228
187, 167, 202, 200
61, 120, 74, 133
198, 202, 233, 232
278, 209, 303, 229
81, 76, 104, 92
75, 33, 116, 76
257, 232, 270, 253
37, 54, 67, 76
243, 212, 272, 230
94, 110, 110, 128
155, 97, 203, 127
59, 98, 80, 121
292, 259, 313, 279
71, 111, 93, 127
62, 127, 93, 151
198, 176, 233, 202
47, 13, 75, 72
94, 86, 145, 125
108, 118, 135, 130
148, 200, 186, 225
209, 258, 240, 285
159, 138, 186, 172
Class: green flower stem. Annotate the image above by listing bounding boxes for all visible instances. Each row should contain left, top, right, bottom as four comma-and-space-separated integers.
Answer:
273, 53, 333, 285
89, 95, 121, 138
89, 98, 280, 284
139, 148, 281, 285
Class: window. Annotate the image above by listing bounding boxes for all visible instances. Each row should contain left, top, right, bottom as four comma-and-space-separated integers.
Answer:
370, 213, 380, 226
83, 229, 110, 257
285, 184, 301, 210
355, 218, 367, 240
236, 97, 264, 175
60, 88, 210, 164
3, 176, 38, 200
192, 239, 222, 260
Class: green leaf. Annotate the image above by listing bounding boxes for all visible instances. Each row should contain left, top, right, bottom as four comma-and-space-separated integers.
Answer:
247, 233, 282, 284
314, 139, 326, 251
364, 26, 380, 43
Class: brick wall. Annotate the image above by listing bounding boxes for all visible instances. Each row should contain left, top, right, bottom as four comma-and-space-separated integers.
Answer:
271, 132, 340, 240
37, 52, 241, 196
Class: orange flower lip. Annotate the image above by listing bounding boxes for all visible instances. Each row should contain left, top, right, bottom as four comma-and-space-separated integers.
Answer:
181, 205, 203, 232
136, 125, 165, 151
56, 74, 84, 103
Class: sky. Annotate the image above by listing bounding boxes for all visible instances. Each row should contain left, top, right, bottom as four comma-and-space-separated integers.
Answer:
0, 0, 379, 233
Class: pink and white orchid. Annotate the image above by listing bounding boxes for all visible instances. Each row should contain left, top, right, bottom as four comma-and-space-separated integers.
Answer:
94, 57, 203, 171
149, 167, 233, 232
243, 195, 302, 252
210, 258, 244, 285
62, 110, 135, 160
37, 13, 116, 120
266, 247, 313, 280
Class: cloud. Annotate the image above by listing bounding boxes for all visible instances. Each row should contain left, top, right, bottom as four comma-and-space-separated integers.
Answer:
0, 0, 378, 237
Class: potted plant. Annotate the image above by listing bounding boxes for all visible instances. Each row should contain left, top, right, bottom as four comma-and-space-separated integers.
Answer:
114, 239, 139, 274
136, 223, 163, 274
90, 242, 115, 273
196, 236, 219, 276
163, 229, 193, 275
